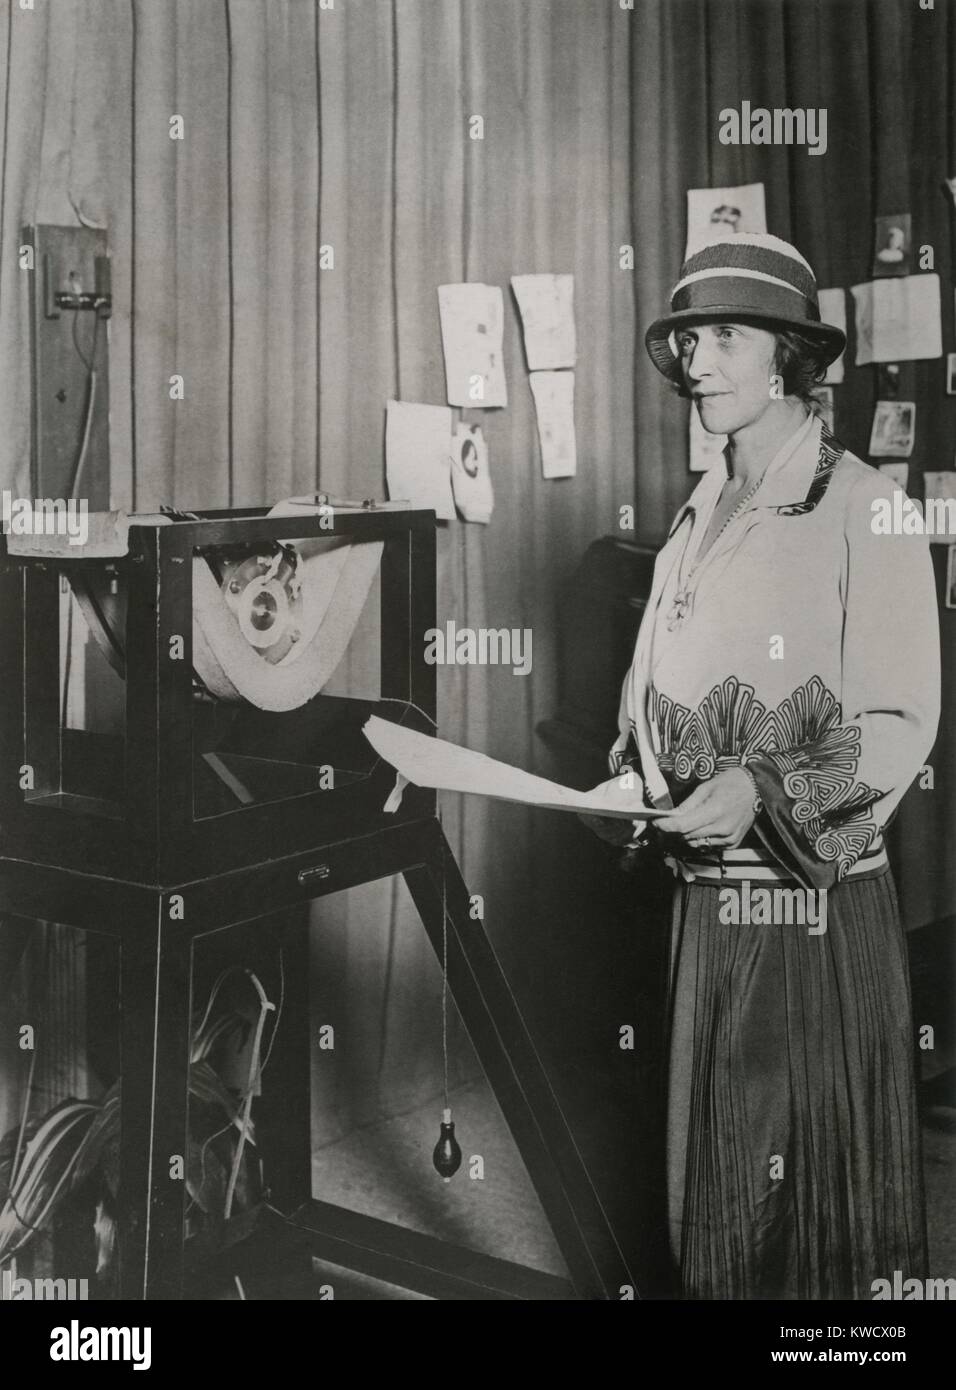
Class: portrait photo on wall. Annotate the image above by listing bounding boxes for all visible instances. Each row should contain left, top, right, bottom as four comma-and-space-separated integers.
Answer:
878, 362, 902, 400
869, 400, 917, 457
684, 181, 766, 257
872, 213, 913, 277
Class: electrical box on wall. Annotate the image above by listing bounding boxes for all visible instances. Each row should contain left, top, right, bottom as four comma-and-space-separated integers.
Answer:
25, 224, 111, 509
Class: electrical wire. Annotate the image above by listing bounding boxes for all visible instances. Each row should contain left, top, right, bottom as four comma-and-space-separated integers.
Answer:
57, 305, 101, 748
66, 310, 100, 499
187, 961, 281, 1222
438, 814, 449, 1112
375, 695, 438, 732
223, 972, 274, 1221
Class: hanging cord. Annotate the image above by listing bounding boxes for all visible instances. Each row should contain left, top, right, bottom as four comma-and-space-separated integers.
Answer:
437, 809, 450, 1112
441, 835, 449, 1111
56, 303, 101, 777
67, 302, 100, 499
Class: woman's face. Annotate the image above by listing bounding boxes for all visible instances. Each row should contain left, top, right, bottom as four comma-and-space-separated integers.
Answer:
676, 321, 778, 436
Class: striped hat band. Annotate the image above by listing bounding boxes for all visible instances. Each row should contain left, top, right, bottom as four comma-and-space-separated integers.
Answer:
670, 276, 820, 324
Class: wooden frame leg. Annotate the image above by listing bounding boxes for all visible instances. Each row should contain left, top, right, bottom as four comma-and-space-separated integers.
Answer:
117, 895, 191, 1300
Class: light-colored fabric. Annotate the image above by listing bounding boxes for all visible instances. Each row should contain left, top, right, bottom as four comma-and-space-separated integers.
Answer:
611, 413, 941, 889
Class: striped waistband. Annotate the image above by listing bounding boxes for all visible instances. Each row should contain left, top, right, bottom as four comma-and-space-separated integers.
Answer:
667, 842, 888, 885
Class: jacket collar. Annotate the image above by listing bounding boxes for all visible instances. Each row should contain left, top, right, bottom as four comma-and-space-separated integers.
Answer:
667, 411, 842, 539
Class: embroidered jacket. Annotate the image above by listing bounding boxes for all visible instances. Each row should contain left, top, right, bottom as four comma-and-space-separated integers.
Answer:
610, 412, 940, 889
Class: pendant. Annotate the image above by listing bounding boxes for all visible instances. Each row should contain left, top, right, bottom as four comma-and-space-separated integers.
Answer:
666, 588, 691, 631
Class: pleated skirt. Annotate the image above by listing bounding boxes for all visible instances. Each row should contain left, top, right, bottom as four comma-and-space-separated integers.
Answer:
666, 868, 927, 1300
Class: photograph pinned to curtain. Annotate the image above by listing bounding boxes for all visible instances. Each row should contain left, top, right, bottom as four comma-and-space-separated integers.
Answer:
385, 400, 456, 519
869, 401, 916, 457
689, 404, 726, 472
684, 182, 766, 258
851, 275, 942, 364
437, 283, 508, 408
817, 289, 847, 384
872, 213, 912, 277
450, 422, 494, 524
877, 363, 901, 399
510, 274, 576, 370
529, 371, 576, 478
923, 471, 956, 525
812, 386, 835, 433
878, 462, 910, 491
947, 353, 956, 395
947, 543, 956, 610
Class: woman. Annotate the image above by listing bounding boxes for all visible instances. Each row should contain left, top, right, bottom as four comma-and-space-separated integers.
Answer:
586, 233, 940, 1300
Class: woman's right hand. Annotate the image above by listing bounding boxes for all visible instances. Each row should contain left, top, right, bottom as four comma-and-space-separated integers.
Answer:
578, 773, 648, 847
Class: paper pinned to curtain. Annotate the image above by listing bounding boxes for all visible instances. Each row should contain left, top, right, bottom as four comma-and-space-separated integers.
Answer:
850, 275, 942, 364
437, 283, 508, 407
530, 370, 576, 478
385, 400, 456, 519
510, 273, 576, 369
363, 715, 661, 819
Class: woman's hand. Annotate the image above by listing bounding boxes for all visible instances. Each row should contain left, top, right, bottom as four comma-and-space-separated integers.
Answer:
654, 767, 756, 851
578, 773, 648, 847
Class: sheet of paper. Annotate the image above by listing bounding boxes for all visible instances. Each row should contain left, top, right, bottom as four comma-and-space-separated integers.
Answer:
817, 288, 847, 384
924, 472, 956, 500
510, 273, 576, 369
850, 275, 942, 365
437, 283, 507, 407
878, 462, 909, 490
689, 406, 726, 472
362, 715, 662, 819
530, 370, 576, 478
450, 422, 494, 524
685, 182, 766, 258
385, 400, 455, 520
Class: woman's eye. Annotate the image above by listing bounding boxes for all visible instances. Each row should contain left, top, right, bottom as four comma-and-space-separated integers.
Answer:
677, 336, 695, 353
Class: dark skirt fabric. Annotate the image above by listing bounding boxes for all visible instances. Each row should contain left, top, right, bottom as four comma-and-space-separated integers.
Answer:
666, 868, 927, 1300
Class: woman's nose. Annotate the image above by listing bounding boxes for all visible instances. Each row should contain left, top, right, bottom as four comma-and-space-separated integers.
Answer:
685, 339, 715, 380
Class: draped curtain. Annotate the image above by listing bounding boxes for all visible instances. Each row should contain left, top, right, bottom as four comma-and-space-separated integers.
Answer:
0, 0, 951, 1151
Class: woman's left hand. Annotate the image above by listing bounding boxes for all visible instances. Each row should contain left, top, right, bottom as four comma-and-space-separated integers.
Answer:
653, 767, 756, 851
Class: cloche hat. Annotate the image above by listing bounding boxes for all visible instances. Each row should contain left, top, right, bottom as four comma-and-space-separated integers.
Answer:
644, 232, 846, 381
